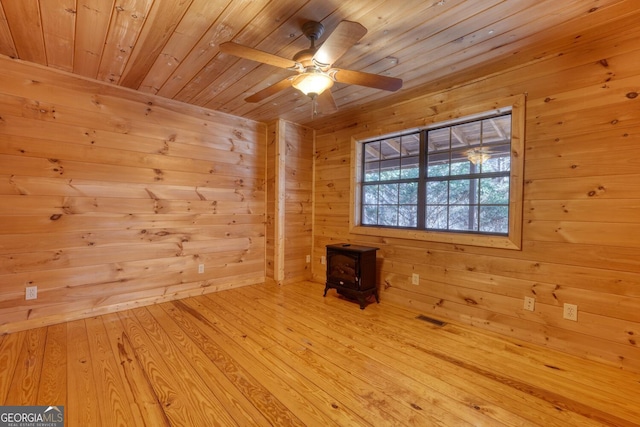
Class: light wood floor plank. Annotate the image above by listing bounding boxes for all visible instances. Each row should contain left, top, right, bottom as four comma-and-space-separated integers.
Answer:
0, 331, 25, 404
197, 295, 403, 425
210, 287, 474, 426
37, 323, 67, 407
100, 312, 170, 427
146, 302, 275, 425
280, 282, 610, 427
119, 307, 238, 426
294, 282, 640, 426
67, 319, 101, 426
242, 283, 569, 427
85, 315, 139, 426
4, 327, 46, 405
0, 281, 638, 426
157, 300, 307, 426
180, 297, 372, 426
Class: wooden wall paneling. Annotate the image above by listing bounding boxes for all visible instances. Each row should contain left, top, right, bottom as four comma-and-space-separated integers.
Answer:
264, 122, 276, 282
282, 121, 314, 283
273, 119, 287, 284
0, 54, 263, 156
0, 56, 266, 334
311, 8, 640, 371
265, 120, 314, 285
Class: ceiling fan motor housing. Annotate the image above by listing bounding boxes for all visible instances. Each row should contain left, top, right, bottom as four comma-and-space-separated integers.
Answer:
302, 21, 325, 42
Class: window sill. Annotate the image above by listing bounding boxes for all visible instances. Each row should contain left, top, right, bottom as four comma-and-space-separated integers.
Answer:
350, 225, 521, 250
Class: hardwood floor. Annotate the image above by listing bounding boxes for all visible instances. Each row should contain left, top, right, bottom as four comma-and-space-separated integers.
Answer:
1, 281, 639, 426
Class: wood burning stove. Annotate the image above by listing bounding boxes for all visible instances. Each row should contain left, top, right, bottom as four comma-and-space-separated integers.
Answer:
324, 243, 379, 309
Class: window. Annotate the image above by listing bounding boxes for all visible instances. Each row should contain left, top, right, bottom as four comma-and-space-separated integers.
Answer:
351, 95, 524, 249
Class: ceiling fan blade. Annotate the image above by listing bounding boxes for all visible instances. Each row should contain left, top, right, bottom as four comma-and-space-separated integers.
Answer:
317, 90, 338, 113
313, 20, 367, 67
220, 42, 298, 69
332, 68, 403, 91
245, 77, 293, 103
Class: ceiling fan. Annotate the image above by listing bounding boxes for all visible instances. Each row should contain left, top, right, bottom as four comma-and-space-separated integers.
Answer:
219, 20, 403, 112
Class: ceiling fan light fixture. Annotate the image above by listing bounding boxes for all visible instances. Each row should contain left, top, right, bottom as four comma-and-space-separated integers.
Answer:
466, 148, 491, 165
291, 68, 334, 98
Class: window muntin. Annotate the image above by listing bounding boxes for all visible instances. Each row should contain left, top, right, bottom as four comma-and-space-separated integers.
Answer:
360, 112, 512, 236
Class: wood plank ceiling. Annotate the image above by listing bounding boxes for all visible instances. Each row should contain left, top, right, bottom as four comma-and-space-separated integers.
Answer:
0, 0, 626, 125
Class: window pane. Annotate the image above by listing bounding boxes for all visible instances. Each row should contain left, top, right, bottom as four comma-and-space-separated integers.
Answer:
364, 161, 379, 182
398, 182, 417, 204
401, 156, 419, 179
379, 206, 398, 226
451, 121, 480, 149
398, 205, 417, 227
363, 185, 378, 204
380, 137, 401, 160
379, 184, 398, 204
450, 155, 470, 175
364, 141, 381, 161
428, 128, 450, 151
425, 205, 447, 229
402, 133, 420, 154
380, 158, 400, 180
481, 144, 510, 173
449, 205, 478, 231
449, 180, 470, 205
426, 181, 447, 204
480, 177, 509, 204
363, 205, 378, 225
486, 116, 511, 141
480, 206, 508, 233
427, 159, 450, 177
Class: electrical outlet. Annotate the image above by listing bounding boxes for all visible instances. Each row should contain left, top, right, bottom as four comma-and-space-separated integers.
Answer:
198, 264, 205, 274
563, 303, 578, 321
412, 273, 419, 285
306, 254, 311, 263
321, 256, 326, 265
523, 296, 535, 311
26, 286, 37, 300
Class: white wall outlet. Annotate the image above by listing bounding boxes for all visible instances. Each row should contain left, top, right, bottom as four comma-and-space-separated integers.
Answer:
198, 264, 205, 274
26, 286, 37, 300
306, 254, 311, 263
523, 296, 535, 311
563, 303, 578, 321
321, 256, 326, 265
411, 273, 419, 285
